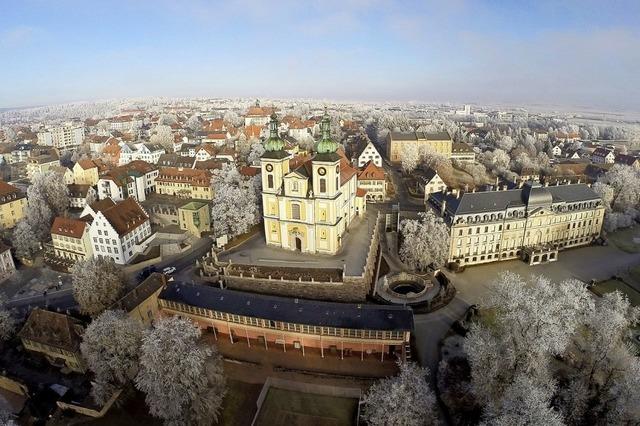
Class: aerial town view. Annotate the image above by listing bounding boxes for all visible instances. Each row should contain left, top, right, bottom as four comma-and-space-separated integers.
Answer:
0, 1, 639, 425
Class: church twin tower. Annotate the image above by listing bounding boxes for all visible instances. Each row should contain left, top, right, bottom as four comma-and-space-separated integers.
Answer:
260, 109, 364, 254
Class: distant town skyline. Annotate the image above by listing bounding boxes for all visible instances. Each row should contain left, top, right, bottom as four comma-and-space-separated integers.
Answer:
1, 0, 639, 110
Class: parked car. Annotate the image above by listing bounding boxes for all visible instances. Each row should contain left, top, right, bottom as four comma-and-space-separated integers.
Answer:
162, 266, 177, 275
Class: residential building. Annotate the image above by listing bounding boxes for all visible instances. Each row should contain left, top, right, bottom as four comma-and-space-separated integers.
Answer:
430, 182, 605, 268
354, 140, 383, 167
72, 159, 107, 186
97, 160, 158, 202
119, 143, 165, 165
10, 143, 34, 164
109, 116, 143, 132
50, 216, 93, 261
357, 161, 386, 202
37, 124, 84, 149
50, 165, 75, 185
159, 282, 414, 361
18, 309, 86, 373
614, 154, 640, 169
551, 144, 563, 157
387, 131, 452, 163
244, 100, 275, 127
110, 273, 166, 328
591, 148, 615, 164
67, 184, 97, 209
261, 112, 365, 254
201, 132, 228, 146
0, 243, 16, 282
26, 155, 60, 180
85, 197, 154, 265
450, 142, 475, 162
0, 181, 26, 229
156, 167, 213, 200
194, 144, 217, 162
158, 153, 196, 168
178, 201, 211, 238
416, 168, 447, 197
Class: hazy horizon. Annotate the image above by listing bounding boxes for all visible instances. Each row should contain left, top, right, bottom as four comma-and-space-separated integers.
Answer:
2, 0, 639, 111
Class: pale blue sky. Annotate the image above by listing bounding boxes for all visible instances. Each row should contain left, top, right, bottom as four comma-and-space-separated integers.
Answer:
1, 0, 639, 110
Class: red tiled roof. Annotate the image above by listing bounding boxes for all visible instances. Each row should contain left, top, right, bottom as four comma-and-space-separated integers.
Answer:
357, 161, 385, 181
51, 216, 88, 238
101, 197, 149, 236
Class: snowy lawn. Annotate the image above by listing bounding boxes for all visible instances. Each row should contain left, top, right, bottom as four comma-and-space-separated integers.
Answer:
607, 227, 640, 253
590, 278, 640, 306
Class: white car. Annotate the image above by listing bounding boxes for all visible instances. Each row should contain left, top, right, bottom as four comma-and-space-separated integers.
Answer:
162, 266, 176, 275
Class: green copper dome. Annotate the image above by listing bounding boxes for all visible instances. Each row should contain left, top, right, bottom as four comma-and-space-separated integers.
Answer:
264, 112, 285, 152
315, 108, 339, 154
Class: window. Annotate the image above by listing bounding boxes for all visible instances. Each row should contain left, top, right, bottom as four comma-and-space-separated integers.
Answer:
291, 203, 301, 220
292, 180, 298, 192
319, 178, 326, 193
267, 174, 274, 189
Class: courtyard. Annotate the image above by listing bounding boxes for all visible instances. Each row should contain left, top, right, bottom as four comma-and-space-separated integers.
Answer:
217, 208, 379, 276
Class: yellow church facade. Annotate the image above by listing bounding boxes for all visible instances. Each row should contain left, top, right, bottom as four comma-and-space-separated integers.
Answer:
261, 112, 365, 254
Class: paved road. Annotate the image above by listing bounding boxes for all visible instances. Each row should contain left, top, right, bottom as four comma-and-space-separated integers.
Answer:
6, 287, 76, 318
411, 242, 640, 372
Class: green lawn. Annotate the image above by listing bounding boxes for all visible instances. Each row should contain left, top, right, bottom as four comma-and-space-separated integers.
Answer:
590, 279, 640, 306
607, 227, 640, 253
254, 388, 359, 426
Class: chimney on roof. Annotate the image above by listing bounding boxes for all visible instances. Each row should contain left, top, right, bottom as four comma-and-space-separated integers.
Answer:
577, 178, 581, 184
513, 175, 517, 184
544, 181, 549, 187
441, 199, 447, 217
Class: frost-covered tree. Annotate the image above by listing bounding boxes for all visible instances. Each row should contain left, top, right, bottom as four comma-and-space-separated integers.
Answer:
150, 124, 174, 151
401, 143, 420, 174
96, 120, 110, 131
12, 218, 42, 259
223, 110, 241, 127
185, 114, 201, 132
2, 127, 17, 142
211, 164, 260, 238
561, 291, 640, 425
464, 273, 592, 407
246, 142, 265, 166
361, 362, 438, 426
81, 310, 143, 404
481, 375, 564, 426
28, 170, 69, 218
594, 165, 640, 231
71, 257, 125, 317
0, 300, 16, 342
135, 316, 226, 425
398, 210, 449, 270
157, 113, 177, 126
495, 135, 515, 152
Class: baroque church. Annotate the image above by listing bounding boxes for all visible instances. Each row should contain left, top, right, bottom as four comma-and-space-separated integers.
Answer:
260, 110, 366, 254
